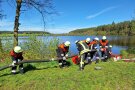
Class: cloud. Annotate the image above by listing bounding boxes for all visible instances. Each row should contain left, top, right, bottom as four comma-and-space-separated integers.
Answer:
0, 21, 14, 27
86, 6, 117, 19
0, 20, 14, 31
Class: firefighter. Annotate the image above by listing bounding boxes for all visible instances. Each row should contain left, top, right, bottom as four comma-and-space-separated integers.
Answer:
56, 41, 70, 68
107, 45, 113, 58
88, 37, 100, 64
75, 40, 91, 70
10, 46, 24, 74
82, 38, 91, 63
99, 36, 109, 61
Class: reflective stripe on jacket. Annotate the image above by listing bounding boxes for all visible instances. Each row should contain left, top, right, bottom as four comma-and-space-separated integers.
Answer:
82, 40, 90, 46
77, 41, 90, 55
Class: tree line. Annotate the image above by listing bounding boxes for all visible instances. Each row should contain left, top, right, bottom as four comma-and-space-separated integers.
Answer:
69, 20, 135, 36
0, 31, 50, 34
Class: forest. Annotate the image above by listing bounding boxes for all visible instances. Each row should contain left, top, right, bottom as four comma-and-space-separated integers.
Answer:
69, 20, 135, 36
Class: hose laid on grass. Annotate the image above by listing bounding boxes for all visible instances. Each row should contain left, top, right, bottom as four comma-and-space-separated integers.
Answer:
0, 54, 77, 71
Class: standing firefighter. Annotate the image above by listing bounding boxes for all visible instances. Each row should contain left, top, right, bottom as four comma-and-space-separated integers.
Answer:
10, 46, 24, 74
83, 38, 91, 63
56, 41, 71, 68
99, 36, 109, 61
75, 40, 91, 70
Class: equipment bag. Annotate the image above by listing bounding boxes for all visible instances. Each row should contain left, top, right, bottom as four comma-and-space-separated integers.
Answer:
71, 55, 80, 65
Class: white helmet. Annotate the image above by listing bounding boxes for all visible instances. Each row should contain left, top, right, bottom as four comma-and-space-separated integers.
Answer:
64, 41, 70, 47
86, 38, 90, 43
102, 36, 106, 40
94, 37, 99, 41
14, 46, 23, 53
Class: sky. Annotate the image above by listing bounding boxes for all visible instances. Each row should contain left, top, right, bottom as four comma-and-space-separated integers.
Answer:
0, 0, 135, 33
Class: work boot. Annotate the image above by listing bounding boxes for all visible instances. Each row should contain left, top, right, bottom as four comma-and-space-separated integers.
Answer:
59, 63, 63, 68
79, 67, 84, 71
11, 70, 17, 75
19, 68, 24, 74
95, 59, 99, 64
79, 64, 84, 71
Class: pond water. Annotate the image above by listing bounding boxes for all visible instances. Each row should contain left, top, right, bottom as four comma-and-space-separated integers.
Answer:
1, 35, 135, 55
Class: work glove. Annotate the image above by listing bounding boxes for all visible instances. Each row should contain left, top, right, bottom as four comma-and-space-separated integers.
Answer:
105, 46, 108, 48
94, 47, 97, 49
51, 58, 55, 61
100, 48, 104, 51
95, 48, 99, 52
87, 56, 91, 60
65, 54, 68, 57
12, 61, 17, 66
61, 54, 64, 57
18, 59, 21, 62
63, 57, 66, 60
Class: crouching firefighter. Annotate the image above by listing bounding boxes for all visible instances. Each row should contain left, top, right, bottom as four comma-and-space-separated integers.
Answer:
88, 37, 100, 64
10, 46, 24, 74
75, 40, 91, 70
99, 36, 109, 61
56, 41, 71, 68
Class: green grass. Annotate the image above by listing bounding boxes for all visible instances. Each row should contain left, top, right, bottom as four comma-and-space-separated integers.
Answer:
0, 60, 135, 90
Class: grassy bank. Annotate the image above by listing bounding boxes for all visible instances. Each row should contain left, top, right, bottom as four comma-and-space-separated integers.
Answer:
0, 60, 135, 90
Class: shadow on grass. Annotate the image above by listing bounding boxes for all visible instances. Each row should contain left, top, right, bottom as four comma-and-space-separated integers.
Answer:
0, 73, 12, 77
24, 64, 59, 73
24, 64, 37, 73
0, 64, 58, 77
0, 62, 71, 77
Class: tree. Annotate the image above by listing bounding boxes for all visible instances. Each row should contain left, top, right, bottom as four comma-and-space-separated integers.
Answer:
6, 0, 55, 46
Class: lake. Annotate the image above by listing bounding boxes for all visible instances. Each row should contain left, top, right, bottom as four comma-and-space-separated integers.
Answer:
1, 35, 135, 55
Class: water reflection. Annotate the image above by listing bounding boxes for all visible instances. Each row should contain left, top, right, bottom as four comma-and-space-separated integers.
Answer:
109, 36, 135, 47
0, 35, 134, 54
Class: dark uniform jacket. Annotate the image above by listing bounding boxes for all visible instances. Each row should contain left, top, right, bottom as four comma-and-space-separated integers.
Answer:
56, 43, 69, 57
10, 50, 23, 60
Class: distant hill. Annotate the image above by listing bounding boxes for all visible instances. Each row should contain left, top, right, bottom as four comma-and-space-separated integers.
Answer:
69, 20, 135, 36
0, 31, 51, 34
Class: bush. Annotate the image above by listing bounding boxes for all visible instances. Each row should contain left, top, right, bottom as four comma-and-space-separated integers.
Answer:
127, 47, 135, 54
120, 50, 128, 58
0, 34, 59, 60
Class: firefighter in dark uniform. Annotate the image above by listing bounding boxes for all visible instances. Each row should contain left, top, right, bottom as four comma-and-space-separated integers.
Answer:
10, 46, 24, 74
107, 45, 113, 58
56, 41, 70, 68
75, 40, 91, 70
82, 38, 91, 63
88, 37, 100, 64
